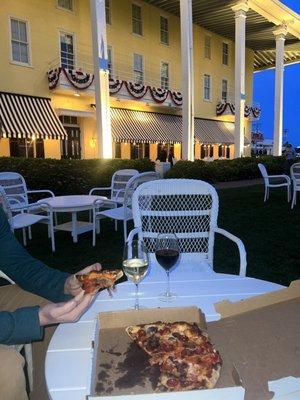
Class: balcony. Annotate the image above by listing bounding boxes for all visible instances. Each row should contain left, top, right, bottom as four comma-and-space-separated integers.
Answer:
47, 52, 182, 107
216, 94, 261, 120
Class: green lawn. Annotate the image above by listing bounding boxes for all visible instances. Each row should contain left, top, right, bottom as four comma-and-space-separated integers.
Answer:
13, 184, 300, 287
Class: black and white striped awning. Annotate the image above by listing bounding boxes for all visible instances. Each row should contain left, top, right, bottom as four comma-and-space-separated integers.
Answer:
0, 92, 67, 140
110, 108, 249, 145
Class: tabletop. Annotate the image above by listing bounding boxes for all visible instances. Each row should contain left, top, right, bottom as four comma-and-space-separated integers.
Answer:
37, 195, 105, 210
45, 260, 284, 400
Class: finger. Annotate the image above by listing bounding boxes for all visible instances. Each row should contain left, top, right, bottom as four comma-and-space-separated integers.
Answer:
63, 294, 95, 322
79, 263, 102, 275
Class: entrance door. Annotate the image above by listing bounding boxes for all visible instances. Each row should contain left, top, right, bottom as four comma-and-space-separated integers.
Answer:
59, 116, 81, 159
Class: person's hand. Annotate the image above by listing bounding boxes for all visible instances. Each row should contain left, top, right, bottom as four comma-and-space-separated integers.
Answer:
64, 263, 102, 296
38, 291, 95, 326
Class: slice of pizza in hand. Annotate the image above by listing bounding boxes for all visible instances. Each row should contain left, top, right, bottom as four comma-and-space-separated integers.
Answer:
76, 269, 123, 294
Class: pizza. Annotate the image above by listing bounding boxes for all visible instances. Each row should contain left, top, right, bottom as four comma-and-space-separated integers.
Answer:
126, 321, 221, 392
76, 269, 123, 294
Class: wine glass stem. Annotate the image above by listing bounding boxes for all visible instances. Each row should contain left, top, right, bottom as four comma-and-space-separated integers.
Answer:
166, 270, 171, 297
134, 283, 139, 310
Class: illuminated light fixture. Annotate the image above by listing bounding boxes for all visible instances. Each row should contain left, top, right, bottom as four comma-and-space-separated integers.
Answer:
31, 134, 36, 141
74, 91, 80, 97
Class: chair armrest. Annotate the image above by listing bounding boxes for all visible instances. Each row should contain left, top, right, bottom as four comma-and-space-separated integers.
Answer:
214, 227, 247, 277
127, 227, 141, 243
93, 198, 117, 208
89, 187, 111, 195
27, 189, 55, 197
268, 175, 291, 184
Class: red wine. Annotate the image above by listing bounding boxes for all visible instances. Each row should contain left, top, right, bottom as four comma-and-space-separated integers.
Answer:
155, 249, 179, 271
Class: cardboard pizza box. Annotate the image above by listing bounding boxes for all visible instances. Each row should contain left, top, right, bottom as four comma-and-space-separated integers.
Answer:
88, 281, 300, 400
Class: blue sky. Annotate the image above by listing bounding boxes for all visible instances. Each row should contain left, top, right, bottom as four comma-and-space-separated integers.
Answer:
253, 0, 300, 146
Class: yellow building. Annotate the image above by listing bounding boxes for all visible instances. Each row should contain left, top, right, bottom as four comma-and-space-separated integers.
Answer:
0, 0, 299, 160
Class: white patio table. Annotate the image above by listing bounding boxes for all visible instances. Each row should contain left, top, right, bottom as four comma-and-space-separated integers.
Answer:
38, 195, 105, 243
45, 259, 284, 400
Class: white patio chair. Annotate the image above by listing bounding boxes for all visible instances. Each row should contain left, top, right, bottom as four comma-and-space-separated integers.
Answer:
258, 163, 291, 202
0, 186, 55, 251
89, 169, 139, 204
92, 172, 159, 244
127, 179, 247, 277
0, 271, 34, 392
290, 162, 300, 209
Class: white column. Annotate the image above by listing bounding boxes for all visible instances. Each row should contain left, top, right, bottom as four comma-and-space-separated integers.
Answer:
273, 26, 287, 156
180, 0, 194, 161
90, 0, 112, 159
232, 1, 249, 158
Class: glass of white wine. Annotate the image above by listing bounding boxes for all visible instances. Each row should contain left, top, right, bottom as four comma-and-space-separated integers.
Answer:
123, 239, 149, 310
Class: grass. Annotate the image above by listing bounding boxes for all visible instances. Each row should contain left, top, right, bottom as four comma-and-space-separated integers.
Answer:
12, 184, 300, 287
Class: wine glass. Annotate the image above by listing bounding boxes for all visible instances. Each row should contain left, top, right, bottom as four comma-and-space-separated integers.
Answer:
155, 233, 180, 302
123, 239, 149, 310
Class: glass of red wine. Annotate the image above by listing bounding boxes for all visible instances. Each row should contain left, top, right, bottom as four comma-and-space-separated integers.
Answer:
155, 233, 180, 302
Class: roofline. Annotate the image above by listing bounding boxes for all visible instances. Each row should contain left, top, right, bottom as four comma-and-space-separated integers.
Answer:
254, 58, 300, 72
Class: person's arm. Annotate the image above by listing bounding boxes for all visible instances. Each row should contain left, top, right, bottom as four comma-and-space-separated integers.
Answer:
0, 307, 43, 345
0, 208, 70, 303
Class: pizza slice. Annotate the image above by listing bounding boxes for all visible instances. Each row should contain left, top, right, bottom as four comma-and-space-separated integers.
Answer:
76, 269, 123, 294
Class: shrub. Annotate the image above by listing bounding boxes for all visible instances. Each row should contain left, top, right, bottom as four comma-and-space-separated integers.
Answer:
0, 157, 154, 195
165, 156, 287, 183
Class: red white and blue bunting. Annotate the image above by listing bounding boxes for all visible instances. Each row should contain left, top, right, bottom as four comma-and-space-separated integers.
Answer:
216, 101, 261, 119
48, 69, 183, 106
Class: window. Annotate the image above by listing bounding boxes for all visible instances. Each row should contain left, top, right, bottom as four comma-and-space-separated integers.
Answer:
10, 18, 30, 64
105, 0, 111, 24
160, 16, 169, 45
218, 145, 230, 159
60, 32, 75, 69
201, 144, 213, 159
115, 142, 121, 158
9, 138, 44, 158
204, 35, 211, 59
133, 53, 143, 84
222, 42, 229, 65
107, 46, 113, 76
221, 79, 228, 102
132, 4, 142, 35
203, 74, 211, 101
160, 62, 169, 90
57, 0, 74, 11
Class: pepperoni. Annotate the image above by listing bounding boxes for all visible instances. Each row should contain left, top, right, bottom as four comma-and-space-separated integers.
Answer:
137, 329, 146, 338
166, 378, 179, 388
161, 327, 171, 335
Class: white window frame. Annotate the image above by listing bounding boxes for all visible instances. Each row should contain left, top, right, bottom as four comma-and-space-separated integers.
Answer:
160, 16, 169, 45
132, 3, 143, 36
222, 42, 229, 66
203, 74, 212, 102
204, 34, 211, 59
107, 45, 113, 77
221, 78, 228, 103
133, 53, 144, 84
59, 30, 76, 70
9, 16, 32, 67
105, 0, 111, 25
57, 0, 75, 12
160, 61, 169, 90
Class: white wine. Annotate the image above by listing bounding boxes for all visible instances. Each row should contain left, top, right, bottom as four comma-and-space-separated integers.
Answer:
123, 258, 148, 284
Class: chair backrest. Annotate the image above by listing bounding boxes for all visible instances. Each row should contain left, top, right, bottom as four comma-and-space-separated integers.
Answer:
110, 169, 139, 202
132, 179, 219, 262
0, 172, 29, 209
290, 162, 300, 183
258, 163, 269, 184
123, 172, 159, 209
0, 186, 13, 227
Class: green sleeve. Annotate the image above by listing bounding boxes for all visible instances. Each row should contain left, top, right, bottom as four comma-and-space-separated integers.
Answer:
0, 207, 70, 303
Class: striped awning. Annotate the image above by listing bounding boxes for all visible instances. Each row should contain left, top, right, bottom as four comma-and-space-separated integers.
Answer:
110, 108, 249, 145
0, 92, 67, 140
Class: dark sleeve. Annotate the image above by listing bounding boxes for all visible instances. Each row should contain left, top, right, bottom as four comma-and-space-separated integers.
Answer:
0, 208, 71, 303
0, 306, 43, 345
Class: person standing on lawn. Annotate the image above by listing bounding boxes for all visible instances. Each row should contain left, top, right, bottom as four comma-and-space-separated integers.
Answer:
0, 206, 102, 400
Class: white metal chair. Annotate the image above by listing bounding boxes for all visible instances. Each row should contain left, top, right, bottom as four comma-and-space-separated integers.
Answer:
127, 179, 247, 277
92, 172, 159, 244
0, 186, 55, 251
89, 169, 139, 204
290, 162, 300, 209
258, 163, 291, 202
0, 271, 34, 392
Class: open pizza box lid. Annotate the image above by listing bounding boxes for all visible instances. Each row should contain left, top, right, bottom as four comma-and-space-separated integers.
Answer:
88, 280, 300, 400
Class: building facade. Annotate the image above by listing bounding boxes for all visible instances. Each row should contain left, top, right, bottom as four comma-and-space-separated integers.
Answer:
0, 0, 299, 161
